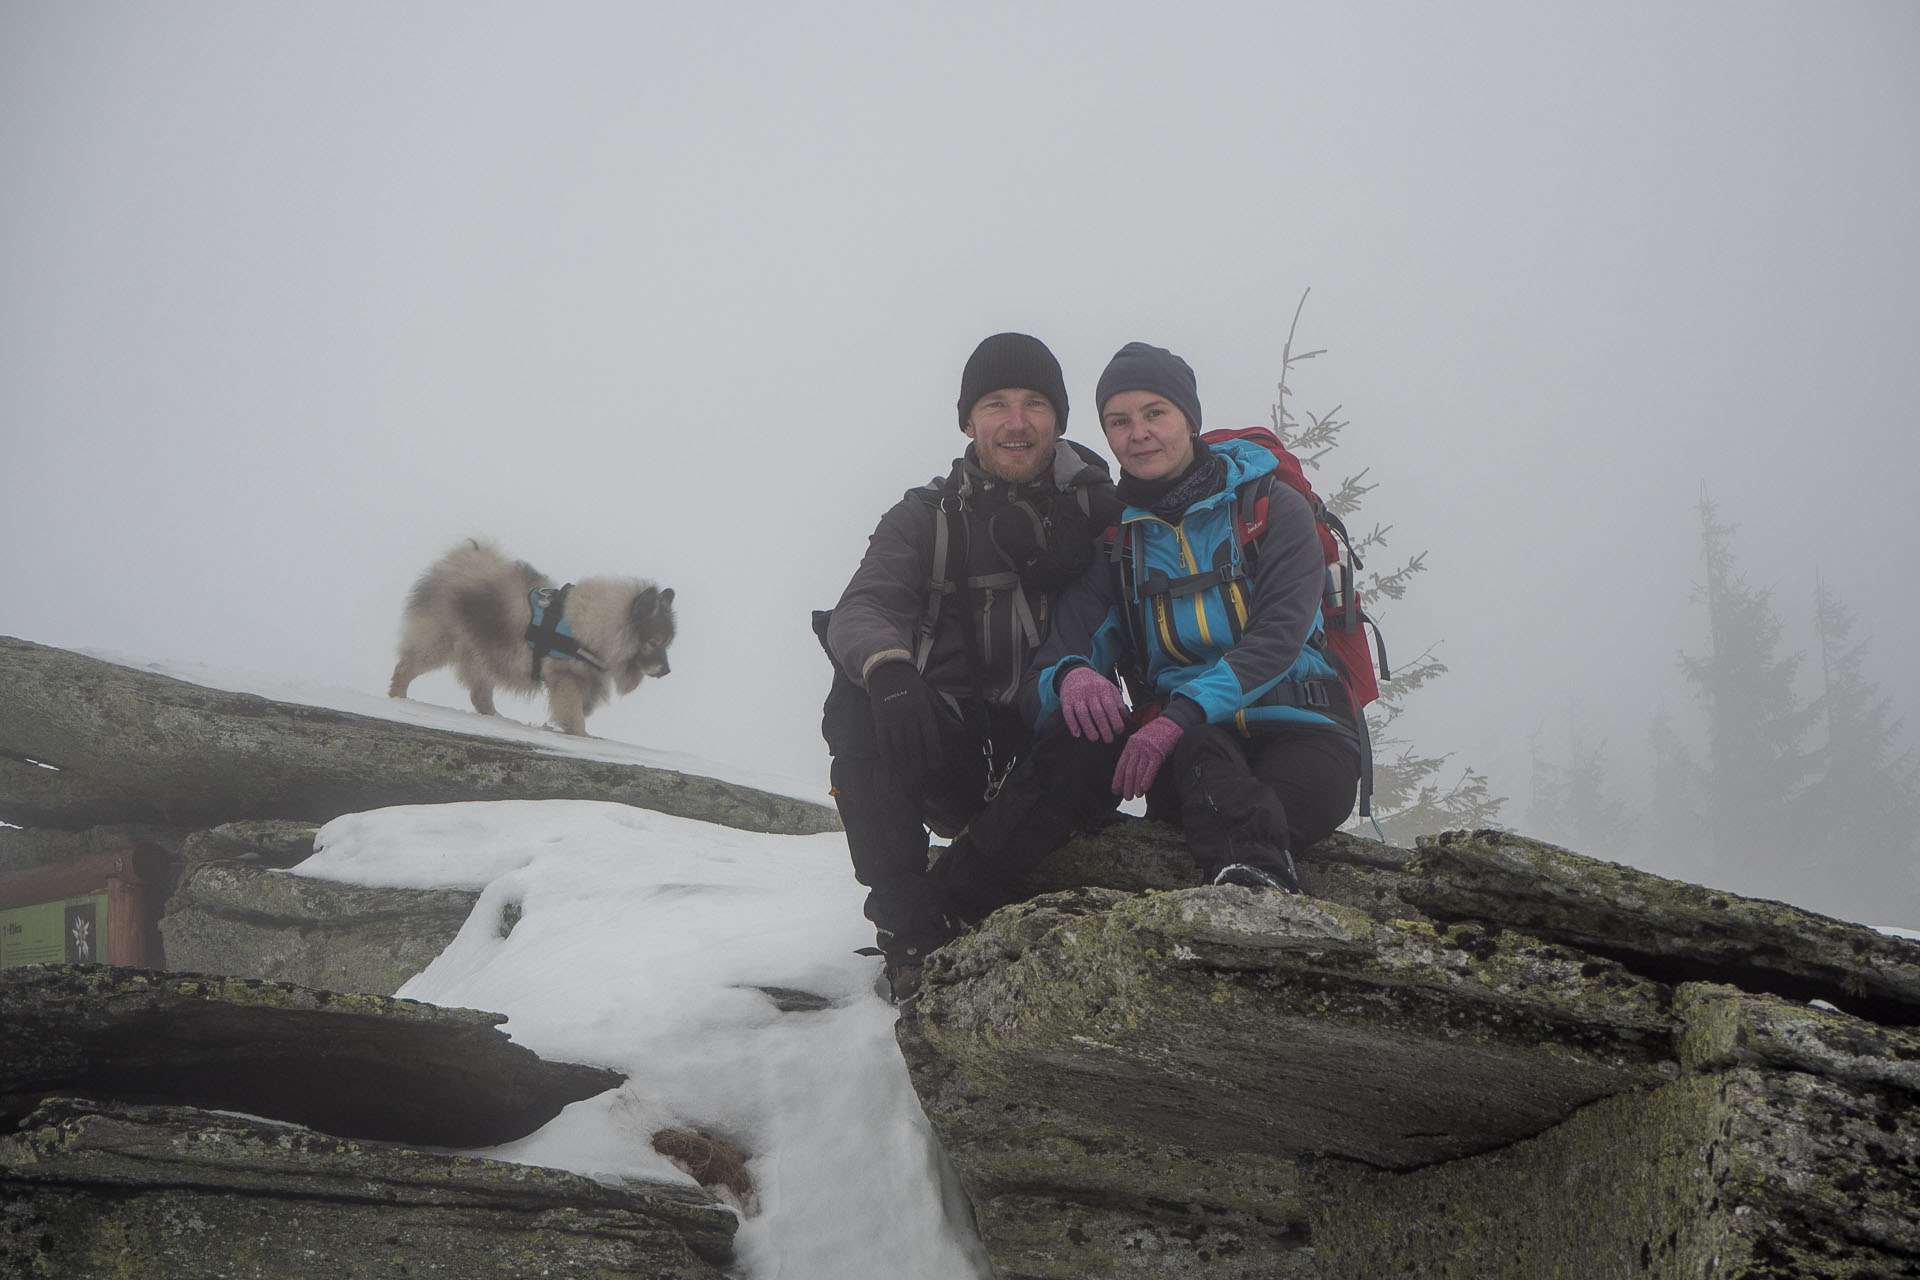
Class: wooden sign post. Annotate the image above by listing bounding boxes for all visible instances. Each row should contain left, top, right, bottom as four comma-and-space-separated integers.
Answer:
0, 845, 170, 968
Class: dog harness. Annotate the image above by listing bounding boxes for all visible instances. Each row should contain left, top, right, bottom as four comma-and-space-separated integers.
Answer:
524, 585, 605, 679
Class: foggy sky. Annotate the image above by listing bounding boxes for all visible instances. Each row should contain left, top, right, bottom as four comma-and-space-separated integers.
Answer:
4, 3, 1917, 897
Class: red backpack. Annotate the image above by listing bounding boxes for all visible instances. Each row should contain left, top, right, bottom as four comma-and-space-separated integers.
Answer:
1201, 426, 1387, 709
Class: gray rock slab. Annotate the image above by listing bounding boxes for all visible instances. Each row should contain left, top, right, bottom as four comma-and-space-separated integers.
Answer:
1, 1096, 733, 1278
1676, 980, 1920, 1096
160, 859, 479, 994
1026, 817, 1423, 922
1310, 1056, 1920, 1278
1404, 828, 1920, 1021
898, 1029, 1319, 1280
177, 819, 324, 868
0, 821, 191, 874
0, 635, 837, 834
0, 965, 622, 1147
903, 886, 1677, 1175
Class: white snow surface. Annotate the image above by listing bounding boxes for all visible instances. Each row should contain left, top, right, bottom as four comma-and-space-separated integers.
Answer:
302, 800, 990, 1279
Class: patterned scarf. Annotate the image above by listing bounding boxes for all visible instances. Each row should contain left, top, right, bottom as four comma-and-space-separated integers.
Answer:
1116, 443, 1226, 520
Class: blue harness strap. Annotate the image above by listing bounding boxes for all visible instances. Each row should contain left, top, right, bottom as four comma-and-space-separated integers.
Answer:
525, 585, 604, 679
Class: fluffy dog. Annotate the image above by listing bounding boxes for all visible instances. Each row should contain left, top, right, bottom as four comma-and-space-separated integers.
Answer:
388, 538, 675, 736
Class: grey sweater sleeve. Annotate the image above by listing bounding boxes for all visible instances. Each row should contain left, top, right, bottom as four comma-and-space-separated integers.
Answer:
825, 497, 931, 686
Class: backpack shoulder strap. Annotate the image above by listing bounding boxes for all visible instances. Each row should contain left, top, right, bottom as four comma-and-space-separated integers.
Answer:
915, 489, 965, 673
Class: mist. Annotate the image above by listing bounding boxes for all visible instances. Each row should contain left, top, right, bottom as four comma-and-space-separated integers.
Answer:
5, 2, 1917, 918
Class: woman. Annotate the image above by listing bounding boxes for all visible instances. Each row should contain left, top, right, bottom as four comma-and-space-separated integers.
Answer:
1024, 342, 1363, 892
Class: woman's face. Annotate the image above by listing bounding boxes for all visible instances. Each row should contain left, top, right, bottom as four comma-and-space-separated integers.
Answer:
1101, 390, 1195, 481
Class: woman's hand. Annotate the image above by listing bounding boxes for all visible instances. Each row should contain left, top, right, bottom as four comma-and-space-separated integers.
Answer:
1113, 716, 1183, 799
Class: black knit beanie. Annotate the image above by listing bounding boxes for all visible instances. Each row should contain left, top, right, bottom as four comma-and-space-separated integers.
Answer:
956, 332, 1069, 432
1094, 342, 1202, 432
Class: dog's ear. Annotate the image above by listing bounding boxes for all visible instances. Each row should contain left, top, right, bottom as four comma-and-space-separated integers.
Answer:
656, 587, 674, 612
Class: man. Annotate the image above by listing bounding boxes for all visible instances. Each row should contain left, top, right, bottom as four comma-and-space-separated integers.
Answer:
820, 332, 1123, 1000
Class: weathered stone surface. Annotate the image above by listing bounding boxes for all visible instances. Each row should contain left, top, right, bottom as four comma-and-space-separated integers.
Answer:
1404, 828, 1920, 1021
1027, 821, 1417, 911
1677, 981, 1920, 1093
909, 885, 1673, 1173
0, 821, 191, 874
177, 818, 323, 868
0, 635, 837, 835
898, 1029, 1318, 1280
1024, 816, 1202, 897
159, 860, 478, 993
0, 1097, 733, 1278
0, 965, 621, 1147
1309, 997, 1920, 1278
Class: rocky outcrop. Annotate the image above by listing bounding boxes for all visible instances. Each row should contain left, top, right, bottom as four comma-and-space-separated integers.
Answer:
0, 636, 836, 836
0, 966, 621, 1147
0, 642, 761, 1276
0, 965, 737, 1278
10, 636, 1917, 1276
159, 859, 479, 995
902, 826, 1920, 1279
1, 1097, 734, 1279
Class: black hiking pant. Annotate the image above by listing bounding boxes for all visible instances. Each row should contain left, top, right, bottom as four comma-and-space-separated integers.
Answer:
1145, 721, 1361, 883
822, 670, 1120, 947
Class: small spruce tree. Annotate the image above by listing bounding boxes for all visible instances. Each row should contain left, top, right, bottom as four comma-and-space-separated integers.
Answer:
1268, 292, 1504, 843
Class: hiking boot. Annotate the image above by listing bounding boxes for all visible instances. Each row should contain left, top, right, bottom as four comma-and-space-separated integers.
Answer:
1211, 860, 1305, 895
857, 923, 956, 1005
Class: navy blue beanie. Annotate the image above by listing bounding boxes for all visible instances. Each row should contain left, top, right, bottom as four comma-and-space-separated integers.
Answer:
956, 333, 1069, 432
1095, 342, 1202, 432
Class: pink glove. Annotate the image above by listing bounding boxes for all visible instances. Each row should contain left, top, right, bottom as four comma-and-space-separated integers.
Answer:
1112, 716, 1184, 800
1059, 666, 1128, 742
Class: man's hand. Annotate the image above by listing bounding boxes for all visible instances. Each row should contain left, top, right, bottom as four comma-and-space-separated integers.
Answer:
867, 662, 943, 776
1113, 716, 1183, 800
1058, 665, 1128, 742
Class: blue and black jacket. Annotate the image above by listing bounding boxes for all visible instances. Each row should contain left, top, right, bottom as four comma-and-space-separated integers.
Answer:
1027, 436, 1359, 752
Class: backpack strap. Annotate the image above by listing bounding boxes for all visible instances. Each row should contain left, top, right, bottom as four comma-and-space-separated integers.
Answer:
965, 568, 1042, 651
916, 478, 1024, 798
1135, 559, 1248, 601
1257, 677, 1343, 711
1103, 522, 1155, 707
1356, 708, 1376, 818
915, 495, 963, 672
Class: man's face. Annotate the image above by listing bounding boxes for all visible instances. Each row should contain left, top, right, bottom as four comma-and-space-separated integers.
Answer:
1101, 390, 1195, 482
964, 387, 1058, 484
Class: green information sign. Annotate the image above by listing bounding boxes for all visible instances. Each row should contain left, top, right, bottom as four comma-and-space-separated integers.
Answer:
0, 895, 107, 967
